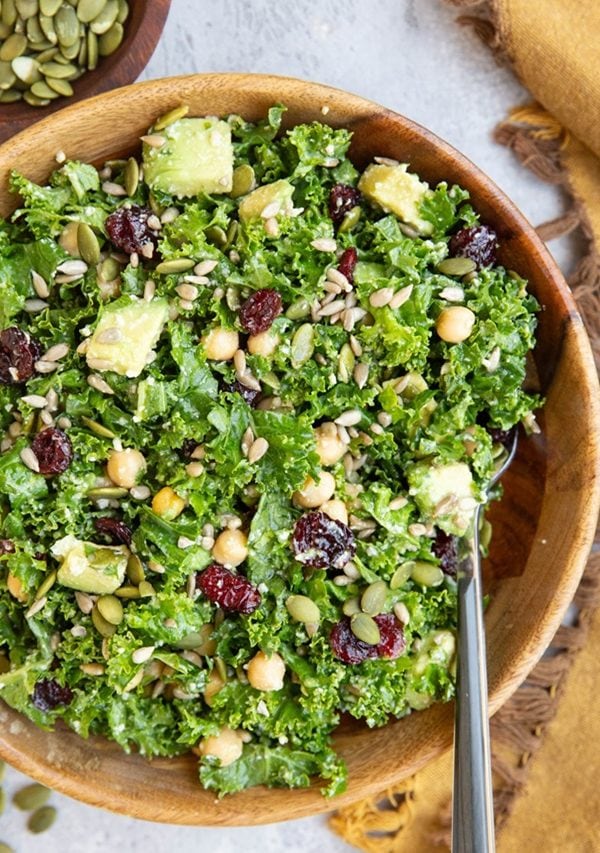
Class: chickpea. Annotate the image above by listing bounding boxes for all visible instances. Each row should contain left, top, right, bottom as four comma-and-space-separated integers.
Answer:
248, 331, 279, 357
203, 670, 225, 707
202, 327, 239, 361
435, 306, 476, 344
321, 499, 348, 525
212, 528, 248, 567
152, 486, 186, 520
247, 651, 286, 692
7, 572, 28, 603
293, 472, 336, 508
199, 727, 244, 766
314, 422, 346, 466
106, 448, 146, 489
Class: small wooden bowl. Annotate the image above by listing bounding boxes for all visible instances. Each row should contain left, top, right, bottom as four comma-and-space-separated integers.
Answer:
0, 0, 172, 145
0, 74, 598, 826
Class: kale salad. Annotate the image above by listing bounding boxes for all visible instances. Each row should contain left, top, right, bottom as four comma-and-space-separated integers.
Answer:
0, 104, 540, 796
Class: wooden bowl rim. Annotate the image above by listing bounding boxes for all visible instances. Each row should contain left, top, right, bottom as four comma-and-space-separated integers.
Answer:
0, 0, 172, 143
0, 72, 599, 825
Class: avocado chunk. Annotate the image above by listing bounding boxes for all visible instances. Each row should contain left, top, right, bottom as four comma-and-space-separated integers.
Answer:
358, 163, 433, 235
408, 461, 477, 535
143, 118, 234, 197
238, 179, 295, 223
86, 297, 169, 378
52, 535, 128, 595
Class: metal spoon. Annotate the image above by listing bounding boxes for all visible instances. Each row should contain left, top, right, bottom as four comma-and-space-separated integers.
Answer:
452, 430, 518, 853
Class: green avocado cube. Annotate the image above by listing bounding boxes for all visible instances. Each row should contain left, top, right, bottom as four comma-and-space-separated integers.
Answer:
238, 179, 295, 222
53, 536, 128, 595
408, 461, 477, 535
358, 163, 433, 235
86, 297, 169, 379
143, 117, 234, 197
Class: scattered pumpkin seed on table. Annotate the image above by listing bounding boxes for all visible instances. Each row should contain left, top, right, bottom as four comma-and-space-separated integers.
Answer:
0, 0, 130, 105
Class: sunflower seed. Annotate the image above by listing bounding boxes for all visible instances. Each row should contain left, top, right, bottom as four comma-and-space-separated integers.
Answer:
311, 237, 337, 252
80, 662, 105, 676
393, 602, 410, 624
389, 495, 408, 511
87, 374, 114, 395
335, 409, 362, 427
25, 596, 47, 618
24, 298, 49, 313
102, 181, 126, 196
482, 346, 501, 372
123, 667, 144, 693
369, 287, 394, 308
237, 371, 261, 392
56, 258, 88, 276
318, 299, 345, 318
439, 286, 464, 302
20, 446, 40, 472
132, 645, 155, 665
75, 591, 94, 614
247, 437, 269, 463
20, 394, 47, 408
175, 283, 198, 301
43, 342, 69, 362
193, 259, 217, 276
130, 484, 150, 500
389, 285, 414, 309
141, 133, 166, 148
353, 362, 369, 389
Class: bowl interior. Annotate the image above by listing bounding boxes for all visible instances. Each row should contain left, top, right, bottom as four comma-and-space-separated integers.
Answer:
0, 73, 598, 825
0, 0, 172, 143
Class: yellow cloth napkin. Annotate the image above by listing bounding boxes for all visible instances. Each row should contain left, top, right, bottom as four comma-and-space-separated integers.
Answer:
331, 1, 600, 848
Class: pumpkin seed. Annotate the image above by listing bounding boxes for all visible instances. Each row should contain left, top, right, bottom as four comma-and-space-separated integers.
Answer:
0, 843, 14, 853
78, 0, 106, 23
155, 258, 195, 275
30, 79, 58, 98
480, 518, 492, 550
342, 596, 361, 616
80, 416, 114, 438
35, 46, 58, 61
86, 26, 97, 68
436, 257, 477, 277
286, 594, 320, 624
26, 15, 45, 44
360, 580, 388, 616
123, 156, 139, 196
86, 486, 128, 499
0, 60, 17, 88
291, 323, 315, 367
205, 225, 227, 247
34, 569, 57, 600
97, 19, 122, 55
138, 580, 155, 597
45, 75, 72, 95
230, 163, 255, 199
11, 54, 40, 83
40, 0, 62, 14
225, 219, 239, 249
390, 562, 414, 590
91, 604, 117, 637
0, 87, 22, 101
59, 37, 81, 59
338, 205, 361, 234
337, 342, 355, 383
28, 805, 57, 834
74, 222, 100, 265
154, 102, 189, 131
99, 256, 120, 282
23, 90, 49, 105
55, 2, 79, 45
285, 297, 311, 320
15, 0, 39, 19
116, 0, 128, 23
126, 553, 145, 585
90, 0, 118, 33
0, 32, 27, 60
2, 0, 18, 28
97, 594, 123, 625
114, 585, 140, 599
39, 59, 76, 77
350, 612, 380, 645
410, 562, 444, 588
13, 783, 51, 811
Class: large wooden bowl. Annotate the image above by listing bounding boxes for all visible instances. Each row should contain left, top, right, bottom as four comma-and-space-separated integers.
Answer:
0, 74, 598, 826
0, 0, 172, 144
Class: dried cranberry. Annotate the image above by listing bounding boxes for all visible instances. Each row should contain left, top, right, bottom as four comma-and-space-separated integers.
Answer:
31, 428, 73, 476
94, 517, 132, 547
180, 438, 198, 460
196, 564, 261, 614
239, 289, 282, 335
330, 616, 378, 664
432, 528, 459, 577
488, 425, 516, 450
105, 205, 160, 255
291, 511, 355, 570
0, 327, 42, 385
223, 379, 261, 407
0, 539, 15, 555
337, 247, 358, 284
32, 678, 73, 712
449, 225, 497, 269
374, 613, 405, 659
328, 184, 361, 228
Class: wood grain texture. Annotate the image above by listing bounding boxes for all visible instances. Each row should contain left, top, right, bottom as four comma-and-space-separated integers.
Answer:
0, 73, 598, 826
0, 0, 172, 144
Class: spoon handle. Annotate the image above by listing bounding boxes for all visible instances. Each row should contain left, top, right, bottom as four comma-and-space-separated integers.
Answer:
452, 509, 496, 853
